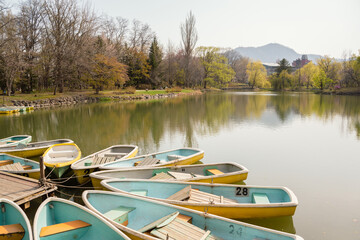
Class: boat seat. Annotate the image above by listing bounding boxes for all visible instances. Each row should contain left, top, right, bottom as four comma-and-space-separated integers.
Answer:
150, 172, 175, 180
0, 162, 24, 171
0, 223, 25, 240
39, 220, 91, 237
22, 165, 33, 170
135, 156, 160, 167
0, 159, 14, 167
188, 189, 237, 204
167, 186, 192, 201
206, 168, 224, 175
167, 154, 182, 161
92, 156, 116, 165
129, 190, 148, 196
148, 212, 217, 240
168, 171, 193, 180
252, 193, 270, 204
103, 206, 135, 226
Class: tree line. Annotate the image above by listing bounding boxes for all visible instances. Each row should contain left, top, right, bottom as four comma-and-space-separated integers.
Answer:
247, 55, 360, 91
0, 0, 359, 96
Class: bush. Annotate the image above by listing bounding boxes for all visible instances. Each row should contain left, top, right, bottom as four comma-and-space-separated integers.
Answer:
166, 86, 182, 93
124, 86, 136, 94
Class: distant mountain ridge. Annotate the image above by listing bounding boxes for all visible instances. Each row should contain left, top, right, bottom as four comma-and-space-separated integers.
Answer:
234, 43, 322, 64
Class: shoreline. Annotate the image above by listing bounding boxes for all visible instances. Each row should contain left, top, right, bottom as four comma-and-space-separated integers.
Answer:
6, 90, 203, 109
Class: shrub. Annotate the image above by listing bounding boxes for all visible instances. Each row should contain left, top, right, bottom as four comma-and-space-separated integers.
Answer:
124, 86, 136, 94
166, 86, 182, 93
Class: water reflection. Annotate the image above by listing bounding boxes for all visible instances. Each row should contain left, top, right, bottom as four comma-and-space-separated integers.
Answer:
1, 92, 360, 156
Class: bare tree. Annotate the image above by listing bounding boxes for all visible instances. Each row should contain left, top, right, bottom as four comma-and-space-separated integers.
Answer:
129, 19, 153, 52
17, 0, 44, 92
180, 11, 198, 87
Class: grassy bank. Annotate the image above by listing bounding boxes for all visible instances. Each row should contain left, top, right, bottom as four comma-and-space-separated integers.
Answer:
0, 89, 200, 106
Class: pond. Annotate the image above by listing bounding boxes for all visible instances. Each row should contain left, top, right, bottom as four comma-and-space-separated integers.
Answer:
1, 91, 359, 240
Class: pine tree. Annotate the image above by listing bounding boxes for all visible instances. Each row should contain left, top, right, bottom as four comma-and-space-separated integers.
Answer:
148, 37, 163, 86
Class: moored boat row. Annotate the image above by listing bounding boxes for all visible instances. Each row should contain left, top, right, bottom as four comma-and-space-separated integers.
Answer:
0, 134, 304, 239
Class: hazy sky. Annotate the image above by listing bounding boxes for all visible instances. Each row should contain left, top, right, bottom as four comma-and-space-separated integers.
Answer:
89, 0, 359, 58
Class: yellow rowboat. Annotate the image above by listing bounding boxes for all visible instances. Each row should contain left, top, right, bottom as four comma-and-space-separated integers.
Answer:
0, 153, 40, 179
43, 143, 81, 178
0, 139, 73, 158
90, 162, 249, 189
71, 145, 138, 185
101, 180, 298, 219
99, 147, 204, 170
82, 190, 304, 240
0, 135, 32, 147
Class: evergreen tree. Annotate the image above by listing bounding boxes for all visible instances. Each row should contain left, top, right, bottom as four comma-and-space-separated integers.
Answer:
148, 37, 163, 86
276, 58, 291, 76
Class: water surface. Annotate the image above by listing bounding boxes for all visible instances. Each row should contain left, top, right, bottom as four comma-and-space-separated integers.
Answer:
1, 92, 360, 240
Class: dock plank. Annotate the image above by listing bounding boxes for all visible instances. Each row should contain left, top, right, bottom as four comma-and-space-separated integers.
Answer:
0, 171, 56, 205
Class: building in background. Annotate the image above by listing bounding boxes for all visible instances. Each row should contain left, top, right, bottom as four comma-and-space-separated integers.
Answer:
292, 55, 310, 68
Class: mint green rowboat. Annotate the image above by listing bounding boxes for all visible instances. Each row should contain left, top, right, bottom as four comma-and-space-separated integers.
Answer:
0, 135, 32, 147
83, 190, 304, 240
0, 198, 33, 240
33, 197, 130, 240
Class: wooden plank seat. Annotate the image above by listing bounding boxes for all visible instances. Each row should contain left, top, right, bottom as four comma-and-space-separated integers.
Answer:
0, 162, 24, 171
22, 165, 33, 170
150, 172, 175, 180
252, 193, 270, 204
0, 223, 25, 240
167, 186, 192, 201
104, 153, 126, 158
167, 185, 237, 204
103, 206, 135, 226
91, 156, 116, 166
39, 220, 91, 237
129, 190, 148, 196
206, 169, 224, 175
143, 211, 217, 240
0, 160, 14, 167
135, 156, 160, 167
168, 171, 193, 180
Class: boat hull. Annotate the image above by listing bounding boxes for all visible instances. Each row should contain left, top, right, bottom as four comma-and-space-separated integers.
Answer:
0, 154, 40, 180
72, 146, 138, 185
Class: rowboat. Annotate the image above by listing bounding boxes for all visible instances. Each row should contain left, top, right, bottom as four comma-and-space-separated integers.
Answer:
100, 147, 204, 170
71, 145, 138, 185
0, 106, 33, 114
0, 139, 74, 158
101, 179, 298, 219
43, 143, 81, 178
82, 190, 304, 240
0, 198, 33, 240
90, 162, 249, 189
33, 197, 130, 240
0, 153, 40, 179
0, 135, 32, 147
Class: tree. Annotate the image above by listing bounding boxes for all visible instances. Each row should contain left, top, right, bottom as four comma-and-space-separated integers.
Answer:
122, 47, 150, 88
87, 54, 128, 94
317, 56, 341, 87
148, 37, 163, 86
246, 61, 269, 88
313, 69, 331, 90
301, 62, 318, 89
276, 58, 291, 75
197, 46, 235, 88
180, 11, 198, 87
223, 49, 249, 83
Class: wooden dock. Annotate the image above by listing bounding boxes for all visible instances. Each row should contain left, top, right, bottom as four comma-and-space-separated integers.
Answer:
0, 171, 57, 208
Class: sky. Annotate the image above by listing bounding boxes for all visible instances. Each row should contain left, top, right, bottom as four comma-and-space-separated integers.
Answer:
9, 0, 360, 58
88, 0, 359, 58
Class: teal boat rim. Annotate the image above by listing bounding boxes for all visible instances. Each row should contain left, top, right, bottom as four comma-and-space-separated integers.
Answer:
0, 139, 74, 151
90, 162, 249, 181
0, 198, 33, 240
33, 197, 130, 240
100, 179, 299, 207
71, 145, 139, 170
82, 190, 304, 240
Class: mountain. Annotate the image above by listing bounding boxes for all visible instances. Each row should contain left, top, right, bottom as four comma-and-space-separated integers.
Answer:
234, 43, 322, 64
